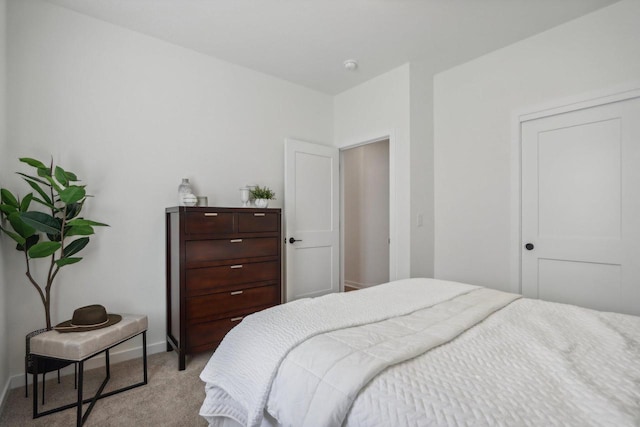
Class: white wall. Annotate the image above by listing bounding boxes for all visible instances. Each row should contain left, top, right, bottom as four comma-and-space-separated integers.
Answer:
0, 0, 9, 407
343, 140, 390, 287
434, 0, 640, 291
343, 147, 362, 285
409, 61, 434, 279
5, 0, 332, 384
334, 64, 411, 280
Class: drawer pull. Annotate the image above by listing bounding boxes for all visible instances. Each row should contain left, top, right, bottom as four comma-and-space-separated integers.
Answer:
230, 290, 244, 295
230, 239, 243, 243
204, 213, 218, 217
231, 317, 244, 322
254, 213, 266, 217
230, 265, 243, 269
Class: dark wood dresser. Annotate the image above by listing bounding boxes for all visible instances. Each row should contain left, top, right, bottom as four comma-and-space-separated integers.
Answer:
165, 206, 282, 370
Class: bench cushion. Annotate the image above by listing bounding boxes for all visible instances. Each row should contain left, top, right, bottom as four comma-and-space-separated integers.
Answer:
30, 314, 147, 361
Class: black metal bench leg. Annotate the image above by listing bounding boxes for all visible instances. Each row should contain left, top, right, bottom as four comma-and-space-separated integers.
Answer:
32, 355, 38, 418
106, 350, 110, 377
77, 360, 84, 427
42, 371, 46, 406
143, 332, 148, 384
25, 356, 28, 398
80, 350, 110, 426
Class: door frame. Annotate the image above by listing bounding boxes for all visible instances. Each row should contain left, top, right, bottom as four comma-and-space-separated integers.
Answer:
339, 133, 397, 291
509, 81, 640, 294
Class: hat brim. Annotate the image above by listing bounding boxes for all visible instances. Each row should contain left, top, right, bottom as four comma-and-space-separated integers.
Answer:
54, 314, 122, 333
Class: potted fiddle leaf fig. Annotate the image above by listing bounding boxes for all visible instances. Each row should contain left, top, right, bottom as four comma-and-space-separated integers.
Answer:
0, 157, 108, 330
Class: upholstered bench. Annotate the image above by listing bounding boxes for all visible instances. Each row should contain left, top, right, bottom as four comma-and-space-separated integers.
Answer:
29, 314, 148, 426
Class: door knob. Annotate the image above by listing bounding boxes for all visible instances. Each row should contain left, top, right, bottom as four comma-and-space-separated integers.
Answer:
525, 243, 534, 251
289, 237, 302, 244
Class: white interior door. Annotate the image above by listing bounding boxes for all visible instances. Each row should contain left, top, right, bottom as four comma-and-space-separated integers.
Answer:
521, 96, 640, 315
285, 138, 339, 301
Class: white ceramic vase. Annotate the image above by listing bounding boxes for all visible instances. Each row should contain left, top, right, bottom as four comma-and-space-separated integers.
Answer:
239, 187, 250, 207
254, 198, 269, 208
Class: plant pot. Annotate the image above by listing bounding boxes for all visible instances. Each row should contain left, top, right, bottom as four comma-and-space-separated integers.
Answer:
26, 328, 75, 401
254, 198, 269, 208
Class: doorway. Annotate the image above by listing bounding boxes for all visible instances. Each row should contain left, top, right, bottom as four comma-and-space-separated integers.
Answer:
341, 139, 390, 291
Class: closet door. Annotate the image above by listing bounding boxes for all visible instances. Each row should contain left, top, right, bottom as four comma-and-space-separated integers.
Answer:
521, 96, 640, 315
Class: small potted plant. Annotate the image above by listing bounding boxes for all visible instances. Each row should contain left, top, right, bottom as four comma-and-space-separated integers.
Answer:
250, 185, 275, 208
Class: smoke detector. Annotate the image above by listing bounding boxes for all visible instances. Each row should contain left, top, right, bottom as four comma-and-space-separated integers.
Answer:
343, 59, 359, 71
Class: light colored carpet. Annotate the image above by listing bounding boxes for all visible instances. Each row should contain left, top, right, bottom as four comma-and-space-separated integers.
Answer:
0, 350, 212, 426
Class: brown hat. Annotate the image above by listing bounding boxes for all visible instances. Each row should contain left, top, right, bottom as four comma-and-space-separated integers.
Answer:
54, 304, 122, 333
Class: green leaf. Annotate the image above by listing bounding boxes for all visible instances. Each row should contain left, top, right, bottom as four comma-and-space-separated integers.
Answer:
19, 193, 34, 212
1, 189, 19, 208
19, 157, 47, 169
59, 186, 86, 204
18, 173, 51, 187
31, 197, 56, 210
17, 234, 40, 251
28, 241, 61, 258
64, 170, 78, 182
8, 212, 36, 238
47, 231, 61, 242
63, 237, 89, 257
65, 202, 83, 220
0, 225, 26, 246
67, 218, 109, 227
0, 204, 18, 216
25, 178, 53, 205
55, 257, 82, 267
36, 167, 52, 178
42, 175, 62, 192
19, 211, 61, 235
54, 166, 68, 186
65, 224, 94, 236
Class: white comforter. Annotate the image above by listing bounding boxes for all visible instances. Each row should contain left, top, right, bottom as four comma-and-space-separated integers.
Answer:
200, 278, 514, 426
267, 287, 519, 426
343, 298, 640, 427
200, 279, 640, 427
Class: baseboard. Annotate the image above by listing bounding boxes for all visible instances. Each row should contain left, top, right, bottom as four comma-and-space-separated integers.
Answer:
344, 280, 366, 289
9, 339, 167, 390
0, 376, 10, 415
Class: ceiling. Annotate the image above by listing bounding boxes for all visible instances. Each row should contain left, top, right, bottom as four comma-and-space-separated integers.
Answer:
44, 0, 618, 95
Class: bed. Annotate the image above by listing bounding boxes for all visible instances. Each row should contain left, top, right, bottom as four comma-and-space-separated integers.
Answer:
199, 278, 640, 427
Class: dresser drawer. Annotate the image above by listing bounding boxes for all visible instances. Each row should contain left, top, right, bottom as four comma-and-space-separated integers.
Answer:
238, 212, 279, 233
186, 316, 243, 351
186, 261, 280, 297
185, 237, 279, 265
185, 211, 234, 234
186, 284, 279, 322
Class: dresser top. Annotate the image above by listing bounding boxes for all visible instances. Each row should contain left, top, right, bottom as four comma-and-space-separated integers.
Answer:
166, 206, 281, 213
